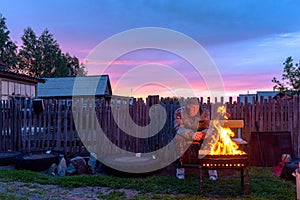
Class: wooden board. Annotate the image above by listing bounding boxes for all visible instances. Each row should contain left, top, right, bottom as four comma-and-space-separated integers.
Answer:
249, 131, 292, 166
223, 120, 244, 128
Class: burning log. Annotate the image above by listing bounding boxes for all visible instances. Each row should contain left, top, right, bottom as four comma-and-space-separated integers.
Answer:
200, 106, 246, 156
198, 105, 249, 196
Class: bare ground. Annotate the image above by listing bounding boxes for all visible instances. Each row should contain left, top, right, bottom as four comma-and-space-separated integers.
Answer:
0, 179, 141, 200
0, 165, 183, 200
0, 164, 143, 200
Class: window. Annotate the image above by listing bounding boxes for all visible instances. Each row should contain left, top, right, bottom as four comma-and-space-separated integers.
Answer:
25, 85, 31, 97
20, 84, 26, 96
1, 81, 8, 95
15, 83, 20, 95
1, 80, 38, 100
30, 85, 35, 97
9, 82, 14, 95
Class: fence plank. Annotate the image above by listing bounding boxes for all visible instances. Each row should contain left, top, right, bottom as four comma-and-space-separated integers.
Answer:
46, 100, 53, 150
294, 96, 300, 157
63, 101, 68, 156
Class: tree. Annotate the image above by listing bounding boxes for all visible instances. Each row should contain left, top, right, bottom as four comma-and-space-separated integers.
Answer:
63, 53, 87, 76
76, 63, 87, 76
1, 13, 87, 77
18, 28, 87, 77
272, 56, 300, 94
0, 14, 18, 70
38, 29, 62, 77
18, 27, 40, 75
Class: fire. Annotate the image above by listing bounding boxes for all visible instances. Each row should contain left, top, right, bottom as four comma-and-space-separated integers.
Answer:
209, 106, 246, 155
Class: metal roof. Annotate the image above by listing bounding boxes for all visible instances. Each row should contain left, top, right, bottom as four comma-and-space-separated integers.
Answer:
238, 91, 279, 104
238, 94, 256, 104
38, 75, 112, 98
257, 91, 278, 99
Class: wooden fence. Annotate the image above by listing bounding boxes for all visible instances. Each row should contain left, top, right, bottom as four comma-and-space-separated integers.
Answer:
0, 95, 299, 166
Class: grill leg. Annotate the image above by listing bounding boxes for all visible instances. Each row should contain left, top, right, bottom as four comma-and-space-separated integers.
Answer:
245, 167, 249, 196
199, 165, 203, 196
241, 167, 244, 191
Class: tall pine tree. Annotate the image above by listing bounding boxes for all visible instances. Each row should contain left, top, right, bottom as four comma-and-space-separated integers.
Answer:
0, 14, 18, 71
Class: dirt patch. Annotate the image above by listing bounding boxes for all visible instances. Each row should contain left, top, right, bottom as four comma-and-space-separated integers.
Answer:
0, 165, 142, 199
0, 164, 179, 199
0, 179, 140, 200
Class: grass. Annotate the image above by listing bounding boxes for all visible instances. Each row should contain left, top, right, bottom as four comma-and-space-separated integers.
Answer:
0, 167, 296, 199
98, 191, 127, 200
0, 193, 27, 200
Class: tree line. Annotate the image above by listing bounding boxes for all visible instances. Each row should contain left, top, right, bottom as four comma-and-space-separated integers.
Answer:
0, 14, 86, 77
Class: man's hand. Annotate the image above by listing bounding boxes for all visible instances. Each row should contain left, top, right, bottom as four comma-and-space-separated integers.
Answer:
193, 131, 206, 141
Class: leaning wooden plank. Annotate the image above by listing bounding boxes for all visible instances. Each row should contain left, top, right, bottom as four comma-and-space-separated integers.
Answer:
222, 120, 244, 128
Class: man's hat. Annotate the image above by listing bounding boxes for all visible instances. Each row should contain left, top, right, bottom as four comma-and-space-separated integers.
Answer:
186, 97, 199, 105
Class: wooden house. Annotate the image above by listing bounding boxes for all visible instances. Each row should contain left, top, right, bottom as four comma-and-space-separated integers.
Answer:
0, 60, 45, 100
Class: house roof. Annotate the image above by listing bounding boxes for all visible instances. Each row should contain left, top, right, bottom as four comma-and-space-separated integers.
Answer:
38, 75, 112, 98
257, 91, 279, 99
238, 91, 280, 103
0, 68, 45, 84
238, 93, 256, 103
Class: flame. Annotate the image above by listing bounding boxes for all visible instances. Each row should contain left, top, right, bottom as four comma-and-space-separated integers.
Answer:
209, 106, 245, 155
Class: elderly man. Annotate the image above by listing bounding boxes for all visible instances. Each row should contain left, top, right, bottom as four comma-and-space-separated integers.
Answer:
174, 97, 217, 180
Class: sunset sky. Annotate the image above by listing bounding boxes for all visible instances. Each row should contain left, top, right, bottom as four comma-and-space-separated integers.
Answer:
2, 0, 300, 100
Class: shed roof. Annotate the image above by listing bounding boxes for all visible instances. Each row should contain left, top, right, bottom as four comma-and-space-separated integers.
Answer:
38, 75, 112, 98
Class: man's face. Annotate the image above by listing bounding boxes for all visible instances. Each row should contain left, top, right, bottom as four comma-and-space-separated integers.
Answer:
187, 104, 199, 117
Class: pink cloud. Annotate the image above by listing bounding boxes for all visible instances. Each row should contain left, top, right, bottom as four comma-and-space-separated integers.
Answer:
111, 59, 176, 66
75, 48, 94, 54
222, 73, 275, 93
85, 59, 177, 67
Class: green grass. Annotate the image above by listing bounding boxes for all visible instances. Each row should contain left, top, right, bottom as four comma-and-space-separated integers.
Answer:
98, 191, 127, 200
0, 193, 27, 200
0, 167, 296, 199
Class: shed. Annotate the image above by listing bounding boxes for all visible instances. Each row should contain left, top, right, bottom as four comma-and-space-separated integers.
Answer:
37, 75, 112, 99
0, 60, 45, 100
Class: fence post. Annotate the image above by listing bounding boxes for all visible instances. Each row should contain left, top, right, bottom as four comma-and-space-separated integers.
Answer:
296, 167, 300, 200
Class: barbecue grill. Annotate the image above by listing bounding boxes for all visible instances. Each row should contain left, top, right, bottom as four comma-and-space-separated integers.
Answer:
198, 151, 249, 195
